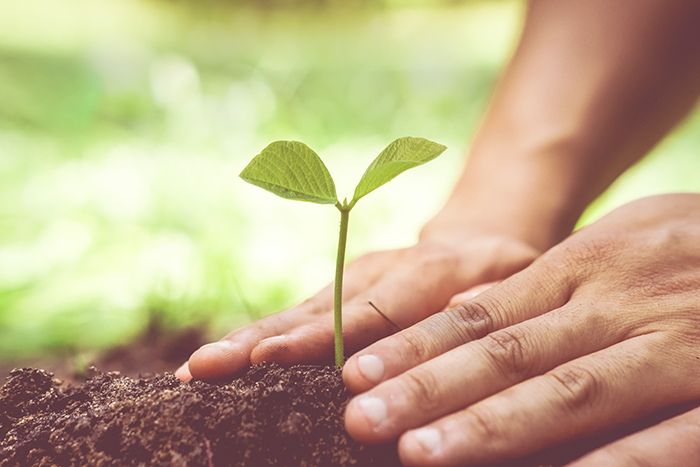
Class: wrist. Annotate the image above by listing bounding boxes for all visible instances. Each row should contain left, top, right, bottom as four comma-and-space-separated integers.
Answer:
420, 140, 590, 253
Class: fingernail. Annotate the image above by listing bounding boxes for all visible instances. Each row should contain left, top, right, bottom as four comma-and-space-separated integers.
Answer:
174, 362, 191, 381
357, 396, 387, 427
357, 355, 385, 383
412, 427, 442, 455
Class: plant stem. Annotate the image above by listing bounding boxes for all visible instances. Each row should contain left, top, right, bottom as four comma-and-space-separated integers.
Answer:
334, 201, 351, 367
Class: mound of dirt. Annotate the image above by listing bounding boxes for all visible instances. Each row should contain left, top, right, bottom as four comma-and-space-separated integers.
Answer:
4, 360, 684, 467
0, 363, 399, 467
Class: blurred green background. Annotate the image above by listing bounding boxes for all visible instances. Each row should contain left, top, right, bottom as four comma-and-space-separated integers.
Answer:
1, 0, 699, 363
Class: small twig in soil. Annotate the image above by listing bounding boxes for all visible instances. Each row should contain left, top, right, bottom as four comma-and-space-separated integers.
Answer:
368, 301, 401, 332
204, 438, 214, 467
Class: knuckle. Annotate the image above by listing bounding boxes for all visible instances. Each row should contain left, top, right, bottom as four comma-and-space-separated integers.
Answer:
394, 329, 434, 364
465, 404, 503, 446
444, 300, 496, 342
401, 369, 444, 413
547, 364, 602, 413
480, 328, 532, 383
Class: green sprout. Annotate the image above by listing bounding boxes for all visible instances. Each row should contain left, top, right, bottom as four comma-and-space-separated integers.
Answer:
240, 137, 446, 366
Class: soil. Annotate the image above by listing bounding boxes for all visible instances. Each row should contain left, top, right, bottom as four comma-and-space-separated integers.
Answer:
2, 320, 696, 467
0, 363, 399, 467
2, 363, 696, 467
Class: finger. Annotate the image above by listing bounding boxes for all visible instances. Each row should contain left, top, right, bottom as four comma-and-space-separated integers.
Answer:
185, 249, 411, 380
175, 362, 192, 381
343, 255, 573, 393
186, 313, 312, 380
344, 302, 623, 443
186, 268, 378, 380
254, 237, 540, 368
397, 334, 697, 467
250, 305, 394, 366
444, 281, 498, 310
566, 401, 700, 467
187, 236, 535, 382
252, 250, 473, 365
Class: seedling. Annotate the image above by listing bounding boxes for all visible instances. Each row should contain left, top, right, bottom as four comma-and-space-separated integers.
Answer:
240, 137, 446, 366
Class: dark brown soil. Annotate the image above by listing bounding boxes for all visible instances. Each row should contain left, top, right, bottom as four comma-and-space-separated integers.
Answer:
3, 363, 695, 467
0, 363, 400, 467
3, 317, 696, 467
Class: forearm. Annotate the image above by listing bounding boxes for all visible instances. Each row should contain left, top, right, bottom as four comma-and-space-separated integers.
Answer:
423, 0, 700, 252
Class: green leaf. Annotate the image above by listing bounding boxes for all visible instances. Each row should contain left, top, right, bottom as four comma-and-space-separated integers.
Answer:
240, 141, 338, 205
351, 137, 446, 205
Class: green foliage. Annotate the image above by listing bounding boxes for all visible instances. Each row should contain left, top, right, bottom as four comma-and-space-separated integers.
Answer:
240, 141, 338, 205
352, 137, 447, 205
0, 51, 100, 131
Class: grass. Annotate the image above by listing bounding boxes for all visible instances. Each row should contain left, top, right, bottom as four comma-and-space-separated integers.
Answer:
0, 0, 699, 360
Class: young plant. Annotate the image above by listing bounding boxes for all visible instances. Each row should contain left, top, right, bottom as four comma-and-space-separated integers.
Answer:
240, 137, 446, 366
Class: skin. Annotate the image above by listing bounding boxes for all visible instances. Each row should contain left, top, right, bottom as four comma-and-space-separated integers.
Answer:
566, 400, 700, 467
177, 233, 539, 380
344, 194, 700, 465
177, 0, 700, 464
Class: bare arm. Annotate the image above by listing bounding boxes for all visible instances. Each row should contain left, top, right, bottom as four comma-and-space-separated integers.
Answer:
423, 0, 700, 252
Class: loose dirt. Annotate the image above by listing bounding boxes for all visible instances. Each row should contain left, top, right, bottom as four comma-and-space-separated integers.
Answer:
0, 363, 399, 466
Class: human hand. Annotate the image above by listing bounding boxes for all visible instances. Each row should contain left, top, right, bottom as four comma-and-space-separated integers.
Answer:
176, 230, 538, 381
342, 193, 700, 466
